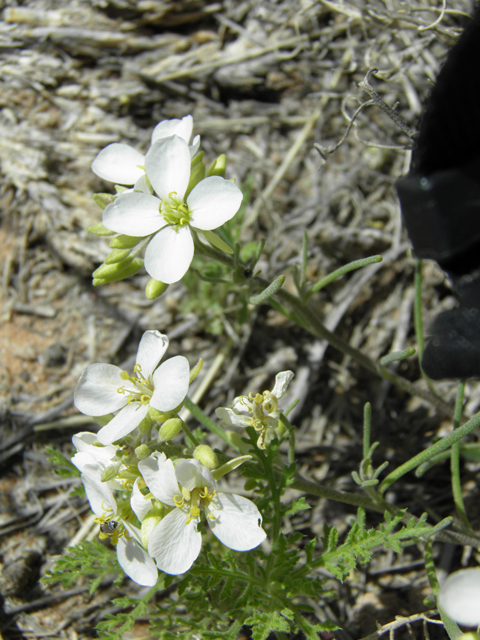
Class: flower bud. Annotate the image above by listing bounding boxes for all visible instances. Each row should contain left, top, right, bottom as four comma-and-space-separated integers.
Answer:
206, 154, 227, 178
158, 418, 183, 442
92, 258, 144, 285
104, 248, 132, 264
109, 234, 141, 249
185, 161, 206, 196
93, 193, 115, 210
138, 415, 155, 434
145, 278, 168, 300
243, 478, 258, 491
193, 445, 219, 470
101, 464, 120, 482
87, 221, 115, 235
135, 444, 151, 460
148, 407, 168, 422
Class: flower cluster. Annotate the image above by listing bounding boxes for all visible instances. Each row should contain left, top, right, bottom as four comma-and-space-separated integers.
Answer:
90, 115, 243, 287
72, 330, 267, 584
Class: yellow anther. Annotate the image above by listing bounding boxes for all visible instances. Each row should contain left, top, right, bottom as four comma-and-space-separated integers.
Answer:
117, 386, 126, 395
140, 394, 150, 405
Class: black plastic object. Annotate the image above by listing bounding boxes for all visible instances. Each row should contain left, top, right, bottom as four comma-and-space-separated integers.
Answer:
396, 6, 480, 380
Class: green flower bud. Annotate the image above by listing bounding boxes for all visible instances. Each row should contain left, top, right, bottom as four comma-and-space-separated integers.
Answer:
185, 161, 206, 197
158, 418, 183, 442
189, 358, 203, 384
225, 430, 250, 454
135, 444, 151, 460
138, 415, 155, 434
87, 221, 115, 235
243, 478, 258, 491
191, 151, 204, 168
101, 464, 120, 482
145, 278, 168, 300
148, 407, 168, 422
104, 248, 132, 264
141, 507, 164, 549
206, 154, 227, 178
458, 634, 480, 640
194, 445, 219, 470
92, 193, 115, 210
90, 414, 115, 427
92, 258, 144, 285
109, 234, 141, 249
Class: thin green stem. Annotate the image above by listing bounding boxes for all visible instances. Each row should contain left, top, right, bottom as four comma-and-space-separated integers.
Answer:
363, 402, 372, 459
379, 409, 480, 494
183, 396, 232, 447
450, 381, 471, 530
306, 255, 383, 299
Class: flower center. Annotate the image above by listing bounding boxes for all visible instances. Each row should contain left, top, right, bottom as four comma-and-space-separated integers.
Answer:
160, 191, 191, 228
117, 364, 153, 406
173, 485, 217, 524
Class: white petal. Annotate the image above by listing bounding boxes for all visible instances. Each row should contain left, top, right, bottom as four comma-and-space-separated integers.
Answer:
74, 363, 126, 416
97, 402, 149, 445
81, 463, 117, 516
92, 143, 145, 185
439, 568, 480, 626
271, 371, 294, 399
72, 433, 117, 466
144, 225, 194, 284
103, 192, 165, 236
208, 493, 266, 551
131, 478, 152, 523
215, 407, 251, 429
175, 459, 215, 492
151, 115, 193, 145
136, 331, 169, 379
145, 136, 191, 200
117, 534, 158, 586
134, 174, 152, 194
148, 508, 201, 575
138, 453, 178, 506
150, 356, 190, 411
187, 176, 243, 230
189, 134, 201, 158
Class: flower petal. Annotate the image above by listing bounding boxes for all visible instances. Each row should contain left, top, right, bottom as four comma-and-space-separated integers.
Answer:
144, 225, 194, 284
117, 531, 158, 587
148, 508, 201, 575
103, 192, 165, 236
208, 493, 266, 551
175, 459, 215, 492
151, 115, 193, 145
271, 371, 294, 399
71, 434, 116, 467
439, 568, 480, 627
80, 463, 117, 516
74, 363, 126, 416
215, 407, 252, 429
145, 136, 191, 200
92, 143, 145, 185
131, 478, 152, 523
187, 176, 243, 230
189, 134, 201, 158
136, 330, 169, 379
97, 402, 149, 445
138, 453, 178, 506
150, 356, 190, 411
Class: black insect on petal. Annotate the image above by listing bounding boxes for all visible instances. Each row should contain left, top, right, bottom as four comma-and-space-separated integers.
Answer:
396, 6, 480, 380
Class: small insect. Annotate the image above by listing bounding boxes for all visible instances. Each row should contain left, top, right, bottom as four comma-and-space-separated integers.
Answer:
396, 8, 480, 380
100, 520, 118, 535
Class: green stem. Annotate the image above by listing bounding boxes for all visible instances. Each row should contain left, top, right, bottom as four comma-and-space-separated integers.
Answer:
306, 255, 383, 298
184, 396, 233, 447
450, 381, 471, 530
380, 409, 480, 494
363, 402, 372, 459
180, 420, 200, 448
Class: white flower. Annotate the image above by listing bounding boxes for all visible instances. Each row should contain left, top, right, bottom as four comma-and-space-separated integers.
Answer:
74, 455, 158, 587
438, 568, 480, 627
216, 370, 294, 448
91, 115, 199, 186
74, 330, 190, 445
138, 453, 266, 575
102, 135, 243, 283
